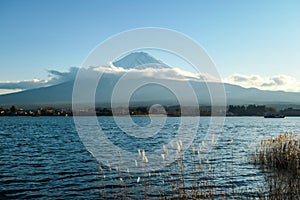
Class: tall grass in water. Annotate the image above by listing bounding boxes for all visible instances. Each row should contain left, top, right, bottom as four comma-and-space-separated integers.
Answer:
94, 142, 233, 199
253, 131, 300, 199
89, 132, 300, 199
255, 132, 300, 174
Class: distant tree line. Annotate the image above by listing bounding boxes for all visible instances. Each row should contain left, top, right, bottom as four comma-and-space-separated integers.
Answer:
1, 104, 300, 117
280, 107, 300, 116
0, 106, 72, 116
227, 105, 276, 116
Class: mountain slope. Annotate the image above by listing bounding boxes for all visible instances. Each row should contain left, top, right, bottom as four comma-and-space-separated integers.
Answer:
0, 52, 299, 108
0, 77, 299, 108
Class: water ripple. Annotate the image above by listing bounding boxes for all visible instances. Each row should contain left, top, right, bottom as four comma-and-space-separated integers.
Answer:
1, 116, 299, 198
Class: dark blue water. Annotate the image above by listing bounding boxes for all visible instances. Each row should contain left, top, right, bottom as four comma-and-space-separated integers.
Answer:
0, 116, 299, 199
0, 117, 101, 199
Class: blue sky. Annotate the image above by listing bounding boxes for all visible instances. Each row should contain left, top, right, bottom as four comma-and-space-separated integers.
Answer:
1, 0, 300, 92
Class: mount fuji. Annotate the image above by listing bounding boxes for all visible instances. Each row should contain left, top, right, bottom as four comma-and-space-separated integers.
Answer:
0, 52, 299, 108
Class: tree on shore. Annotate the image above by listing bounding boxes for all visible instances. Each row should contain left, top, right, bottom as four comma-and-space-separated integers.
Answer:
10, 105, 16, 113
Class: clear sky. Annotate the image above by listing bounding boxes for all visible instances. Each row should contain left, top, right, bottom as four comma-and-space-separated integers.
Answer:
1, 0, 300, 92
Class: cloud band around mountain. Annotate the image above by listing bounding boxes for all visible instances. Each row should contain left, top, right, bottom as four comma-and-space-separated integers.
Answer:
0, 65, 217, 94
0, 67, 79, 94
0, 66, 299, 95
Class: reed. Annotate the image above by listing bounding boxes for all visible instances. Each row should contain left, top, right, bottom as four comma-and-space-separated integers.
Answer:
93, 144, 233, 199
252, 131, 300, 199
254, 131, 300, 174
91, 132, 300, 199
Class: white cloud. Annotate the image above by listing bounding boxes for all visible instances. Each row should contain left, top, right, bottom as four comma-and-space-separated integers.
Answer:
0, 64, 220, 95
0, 89, 23, 95
0, 79, 48, 90
224, 73, 300, 92
5, 65, 299, 96
0, 67, 79, 94
95, 63, 219, 82
47, 67, 78, 84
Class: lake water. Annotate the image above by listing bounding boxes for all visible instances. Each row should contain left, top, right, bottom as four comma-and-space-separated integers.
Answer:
0, 116, 299, 199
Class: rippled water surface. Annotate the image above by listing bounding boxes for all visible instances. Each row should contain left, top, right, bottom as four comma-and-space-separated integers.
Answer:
0, 116, 299, 199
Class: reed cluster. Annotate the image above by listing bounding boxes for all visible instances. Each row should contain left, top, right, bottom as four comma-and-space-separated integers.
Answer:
252, 131, 300, 199
88, 132, 300, 199
93, 142, 234, 199
254, 131, 300, 174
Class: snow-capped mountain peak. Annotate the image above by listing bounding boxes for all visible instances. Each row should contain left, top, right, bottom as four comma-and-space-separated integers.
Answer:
112, 52, 170, 69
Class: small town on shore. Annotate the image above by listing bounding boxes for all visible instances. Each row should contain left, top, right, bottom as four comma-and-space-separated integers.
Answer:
1, 105, 300, 117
